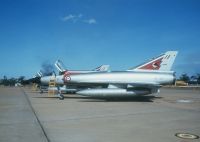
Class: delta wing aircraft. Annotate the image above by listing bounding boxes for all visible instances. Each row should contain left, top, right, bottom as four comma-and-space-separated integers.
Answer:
55, 60, 110, 75
40, 60, 110, 95
41, 60, 110, 85
63, 51, 178, 98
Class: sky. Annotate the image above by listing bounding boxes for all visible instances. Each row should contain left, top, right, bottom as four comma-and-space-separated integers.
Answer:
0, 0, 200, 78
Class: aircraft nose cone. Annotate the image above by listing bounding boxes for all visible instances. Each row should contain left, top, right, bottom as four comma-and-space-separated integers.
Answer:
40, 76, 50, 85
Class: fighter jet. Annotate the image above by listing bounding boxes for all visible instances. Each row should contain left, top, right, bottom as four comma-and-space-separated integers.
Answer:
41, 61, 110, 85
54, 59, 110, 75
63, 51, 178, 98
40, 61, 110, 97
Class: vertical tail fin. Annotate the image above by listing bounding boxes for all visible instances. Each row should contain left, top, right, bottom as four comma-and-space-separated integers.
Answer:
33, 71, 43, 78
159, 51, 178, 71
93, 65, 110, 72
37, 71, 43, 77
128, 51, 178, 71
55, 60, 67, 72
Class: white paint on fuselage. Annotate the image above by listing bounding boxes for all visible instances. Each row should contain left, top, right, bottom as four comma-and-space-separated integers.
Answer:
68, 71, 174, 85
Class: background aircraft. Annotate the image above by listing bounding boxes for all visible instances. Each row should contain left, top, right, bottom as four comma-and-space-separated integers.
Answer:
40, 61, 110, 97
41, 61, 110, 86
55, 60, 110, 75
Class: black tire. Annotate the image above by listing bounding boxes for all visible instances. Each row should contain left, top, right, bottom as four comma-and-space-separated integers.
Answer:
59, 94, 64, 100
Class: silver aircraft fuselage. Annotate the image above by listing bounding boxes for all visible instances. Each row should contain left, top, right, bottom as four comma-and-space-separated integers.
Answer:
40, 70, 105, 85
63, 71, 175, 97
65, 71, 175, 85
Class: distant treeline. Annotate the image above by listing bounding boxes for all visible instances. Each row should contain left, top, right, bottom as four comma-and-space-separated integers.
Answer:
0, 73, 200, 86
0, 76, 26, 86
178, 73, 200, 85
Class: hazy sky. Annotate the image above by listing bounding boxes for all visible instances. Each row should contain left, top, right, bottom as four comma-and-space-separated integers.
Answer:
0, 0, 200, 78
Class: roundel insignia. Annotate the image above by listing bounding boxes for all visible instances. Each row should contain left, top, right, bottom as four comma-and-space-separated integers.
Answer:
65, 76, 71, 82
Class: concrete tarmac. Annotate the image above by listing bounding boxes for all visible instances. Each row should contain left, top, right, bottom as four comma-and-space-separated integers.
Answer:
0, 87, 48, 142
0, 86, 200, 142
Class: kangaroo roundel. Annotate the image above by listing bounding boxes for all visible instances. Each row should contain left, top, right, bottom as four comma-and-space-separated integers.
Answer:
139, 58, 163, 70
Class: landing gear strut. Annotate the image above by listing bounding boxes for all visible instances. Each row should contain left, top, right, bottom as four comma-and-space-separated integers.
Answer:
57, 86, 64, 100
58, 94, 64, 100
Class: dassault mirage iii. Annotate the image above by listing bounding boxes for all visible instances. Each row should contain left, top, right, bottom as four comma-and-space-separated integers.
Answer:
40, 60, 110, 95
41, 60, 110, 85
63, 51, 178, 98
54, 60, 110, 75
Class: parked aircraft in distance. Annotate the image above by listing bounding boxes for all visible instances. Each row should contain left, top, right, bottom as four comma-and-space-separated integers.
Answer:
40, 61, 110, 97
41, 61, 110, 86
55, 60, 110, 75
63, 51, 178, 98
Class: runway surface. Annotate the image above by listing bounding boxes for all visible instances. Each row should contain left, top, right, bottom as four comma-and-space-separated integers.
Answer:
0, 86, 199, 142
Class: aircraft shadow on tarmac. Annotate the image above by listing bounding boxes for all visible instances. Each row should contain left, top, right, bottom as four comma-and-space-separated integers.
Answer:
79, 96, 162, 102
33, 95, 162, 102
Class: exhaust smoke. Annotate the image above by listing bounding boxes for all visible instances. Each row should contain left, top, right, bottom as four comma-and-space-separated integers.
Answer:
41, 61, 55, 76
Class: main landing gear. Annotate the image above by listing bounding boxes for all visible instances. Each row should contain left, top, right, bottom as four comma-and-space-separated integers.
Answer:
58, 94, 64, 100
57, 86, 64, 100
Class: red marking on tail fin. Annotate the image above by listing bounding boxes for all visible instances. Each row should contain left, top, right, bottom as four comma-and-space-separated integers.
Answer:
139, 58, 163, 70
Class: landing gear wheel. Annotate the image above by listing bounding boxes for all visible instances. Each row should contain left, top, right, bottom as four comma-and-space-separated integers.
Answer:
58, 94, 64, 100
